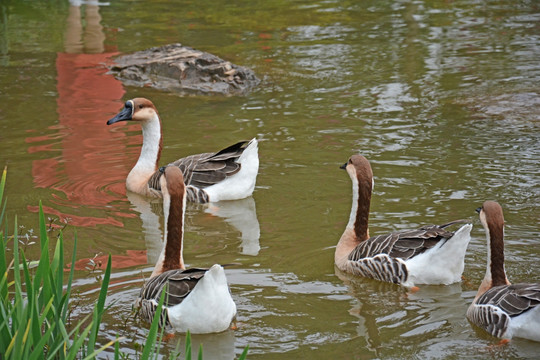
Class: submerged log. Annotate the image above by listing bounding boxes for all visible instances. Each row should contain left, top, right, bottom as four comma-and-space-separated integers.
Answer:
108, 43, 260, 95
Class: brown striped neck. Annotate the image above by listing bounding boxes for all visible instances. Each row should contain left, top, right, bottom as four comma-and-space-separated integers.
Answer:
152, 167, 186, 276
347, 156, 372, 242
477, 201, 510, 295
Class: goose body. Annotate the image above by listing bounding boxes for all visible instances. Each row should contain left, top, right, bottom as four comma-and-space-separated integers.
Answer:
335, 155, 472, 287
136, 166, 236, 333
466, 201, 540, 341
107, 98, 259, 203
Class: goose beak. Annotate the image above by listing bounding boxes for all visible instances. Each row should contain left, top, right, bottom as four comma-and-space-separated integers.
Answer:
107, 102, 133, 125
339, 162, 347, 170
475, 207, 482, 214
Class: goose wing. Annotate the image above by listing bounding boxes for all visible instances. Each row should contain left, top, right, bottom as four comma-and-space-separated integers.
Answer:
467, 283, 540, 337
344, 222, 463, 285
138, 268, 208, 325
147, 140, 249, 191
348, 222, 459, 262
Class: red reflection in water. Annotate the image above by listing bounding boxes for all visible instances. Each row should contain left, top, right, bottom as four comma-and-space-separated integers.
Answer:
27, 204, 127, 227
26, 4, 136, 227
67, 250, 148, 271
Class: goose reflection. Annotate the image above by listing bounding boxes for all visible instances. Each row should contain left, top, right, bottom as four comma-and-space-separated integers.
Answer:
336, 268, 468, 357
164, 330, 236, 360
126, 192, 261, 264
204, 197, 261, 256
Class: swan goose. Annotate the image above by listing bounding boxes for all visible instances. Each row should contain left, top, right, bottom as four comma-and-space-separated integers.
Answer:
136, 166, 236, 333
466, 201, 540, 341
107, 98, 259, 203
335, 155, 472, 287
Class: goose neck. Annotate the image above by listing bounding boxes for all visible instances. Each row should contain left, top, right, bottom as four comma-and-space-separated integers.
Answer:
162, 184, 186, 272
486, 221, 508, 288
133, 115, 163, 174
347, 174, 371, 241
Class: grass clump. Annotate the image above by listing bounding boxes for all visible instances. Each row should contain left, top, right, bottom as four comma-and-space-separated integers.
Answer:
0, 167, 117, 359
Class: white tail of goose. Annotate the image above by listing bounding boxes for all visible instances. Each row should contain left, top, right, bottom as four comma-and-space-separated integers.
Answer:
335, 155, 472, 287
466, 201, 540, 341
107, 98, 259, 203
136, 166, 236, 334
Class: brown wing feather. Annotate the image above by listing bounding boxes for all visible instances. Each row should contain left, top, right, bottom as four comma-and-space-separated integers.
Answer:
348, 223, 459, 262
476, 283, 540, 318
137, 268, 208, 326
147, 140, 250, 192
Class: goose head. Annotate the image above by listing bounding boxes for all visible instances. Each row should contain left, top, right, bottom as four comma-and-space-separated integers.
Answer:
476, 201, 504, 234
107, 98, 159, 125
340, 154, 374, 192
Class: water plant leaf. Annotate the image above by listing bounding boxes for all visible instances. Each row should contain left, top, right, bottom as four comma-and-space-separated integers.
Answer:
238, 345, 249, 360
185, 332, 192, 360
141, 283, 167, 360
87, 253, 112, 355
197, 343, 203, 360
83, 337, 125, 360
38, 201, 47, 252
28, 321, 55, 360
0, 166, 6, 226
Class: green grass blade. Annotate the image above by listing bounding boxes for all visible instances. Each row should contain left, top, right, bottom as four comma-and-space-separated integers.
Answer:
45, 312, 93, 358
152, 317, 167, 360
52, 233, 64, 303
61, 232, 77, 321
238, 345, 249, 360
87, 253, 112, 354
65, 318, 95, 359
83, 336, 125, 360
34, 205, 51, 309
0, 166, 6, 225
12, 217, 22, 304
38, 201, 47, 251
28, 321, 55, 360
0, 231, 8, 303
5, 329, 18, 358
0, 166, 5, 207
141, 284, 167, 360
114, 334, 120, 360
20, 250, 44, 355
185, 331, 192, 360
197, 344, 203, 360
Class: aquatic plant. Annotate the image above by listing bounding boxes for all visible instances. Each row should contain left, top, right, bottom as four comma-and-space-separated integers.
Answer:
0, 169, 117, 359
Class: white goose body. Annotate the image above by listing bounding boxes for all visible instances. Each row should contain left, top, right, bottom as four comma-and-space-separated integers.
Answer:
335, 155, 472, 287
107, 98, 259, 203
165, 264, 237, 333
466, 201, 540, 342
136, 166, 236, 334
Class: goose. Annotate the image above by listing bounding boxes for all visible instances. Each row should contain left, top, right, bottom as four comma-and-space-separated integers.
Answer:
136, 166, 237, 333
466, 201, 540, 342
107, 98, 259, 203
335, 155, 472, 287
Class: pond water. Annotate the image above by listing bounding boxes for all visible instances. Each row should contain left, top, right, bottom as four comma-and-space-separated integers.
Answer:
1, 0, 539, 359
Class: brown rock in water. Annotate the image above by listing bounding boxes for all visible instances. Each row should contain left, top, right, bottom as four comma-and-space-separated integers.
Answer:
108, 43, 260, 95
